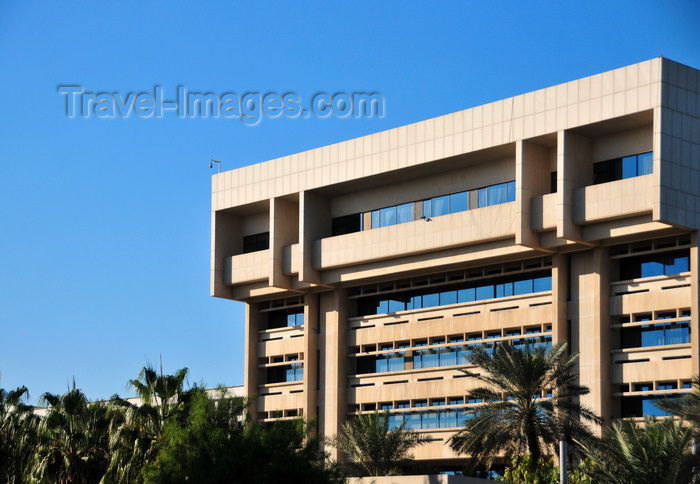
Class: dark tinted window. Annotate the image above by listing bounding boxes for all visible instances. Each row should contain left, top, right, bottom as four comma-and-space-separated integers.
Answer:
243, 232, 269, 253
331, 213, 362, 236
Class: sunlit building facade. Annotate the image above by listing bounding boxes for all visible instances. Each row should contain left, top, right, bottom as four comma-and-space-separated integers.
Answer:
211, 58, 700, 468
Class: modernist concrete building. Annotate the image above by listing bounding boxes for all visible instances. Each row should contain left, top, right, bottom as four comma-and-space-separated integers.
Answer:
211, 57, 700, 469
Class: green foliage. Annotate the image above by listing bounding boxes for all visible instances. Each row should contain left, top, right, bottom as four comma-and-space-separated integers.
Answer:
0, 385, 37, 484
0, 368, 345, 484
143, 389, 344, 484
575, 416, 699, 484
448, 342, 601, 474
495, 454, 594, 484
101, 365, 195, 484
327, 410, 430, 477
31, 385, 112, 484
496, 454, 559, 484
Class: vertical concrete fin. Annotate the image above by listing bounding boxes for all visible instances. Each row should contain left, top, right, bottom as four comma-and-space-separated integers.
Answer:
270, 197, 299, 289
516, 139, 551, 248
557, 130, 591, 242
211, 210, 241, 299
300, 191, 331, 284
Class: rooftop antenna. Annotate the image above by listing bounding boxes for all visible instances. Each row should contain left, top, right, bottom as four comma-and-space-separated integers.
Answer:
209, 159, 222, 173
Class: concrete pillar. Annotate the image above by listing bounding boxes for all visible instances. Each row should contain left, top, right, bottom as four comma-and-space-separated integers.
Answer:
690, 233, 700, 374
319, 289, 348, 459
557, 131, 592, 243
270, 197, 299, 290
552, 253, 569, 346
516, 139, 550, 248
300, 191, 330, 285
571, 247, 610, 432
244, 303, 260, 418
303, 294, 319, 425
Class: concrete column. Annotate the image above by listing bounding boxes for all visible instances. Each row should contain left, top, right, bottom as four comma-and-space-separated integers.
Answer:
244, 303, 260, 418
690, 233, 700, 374
516, 139, 550, 248
552, 253, 569, 346
319, 289, 348, 459
651, 106, 664, 222
211, 211, 241, 298
270, 197, 299, 289
300, 191, 330, 285
303, 294, 319, 426
571, 247, 610, 432
557, 131, 592, 243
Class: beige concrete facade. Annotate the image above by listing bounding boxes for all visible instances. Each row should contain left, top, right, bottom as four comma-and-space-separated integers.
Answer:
211, 58, 700, 470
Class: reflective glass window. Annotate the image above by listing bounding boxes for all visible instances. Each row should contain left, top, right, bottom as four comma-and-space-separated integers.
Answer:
667, 323, 690, 345
476, 284, 494, 300
441, 347, 457, 367
432, 196, 449, 217
478, 188, 488, 208
422, 349, 439, 368
496, 282, 513, 298
423, 411, 438, 428
458, 287, 475, 303
638, 152, 653, 175
422, 200, 431, 218
396, 203, 414, 224
422, 292, 440, 308
667, 255, 689, 274
441, 290, 457, 305
371, 210, 380, 228
514, 278, 533, 295
642, 398, 671, 417
507, 181, 516, 202
640, 260, 664, 277
379, 206, 397, 227
375, 356, 388, 373
533, 276, 552, 292
388, 354, 405, 372
622, 155, 638, 179
388, 413, 405, 428
387, 298, 406, 313
408, 294, 422, 310
488, 183, 508, 205
406, 412, 422, 430
450, 191, 468, 212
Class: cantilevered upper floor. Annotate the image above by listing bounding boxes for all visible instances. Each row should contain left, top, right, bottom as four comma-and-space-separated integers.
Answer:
211, 57, 700, 302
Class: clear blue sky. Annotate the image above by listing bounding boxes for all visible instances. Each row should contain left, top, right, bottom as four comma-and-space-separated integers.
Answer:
1, 1, 698, 402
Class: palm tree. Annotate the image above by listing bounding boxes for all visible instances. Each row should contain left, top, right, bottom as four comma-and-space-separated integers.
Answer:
127, 365, 190, 432
101, 365, 193, 484
327, 410, 431, 476
30, 385, 112, 484
575, 417, 698, 484
0, 385, 38, 483
448, 342, 601, 473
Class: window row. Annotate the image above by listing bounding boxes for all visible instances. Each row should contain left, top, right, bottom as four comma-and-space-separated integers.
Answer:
618, 250, 689, 280
356, 271, 551, 317
353, 324, 551, 353
264, 307, 305, 330
266, 363, 304, 384
593, 151, 652, 185
332, 180, 516, 236
387, 409, 469, 430
620, 382, 690, 418
620, 320, 690, 349
355, 336, 552, 375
